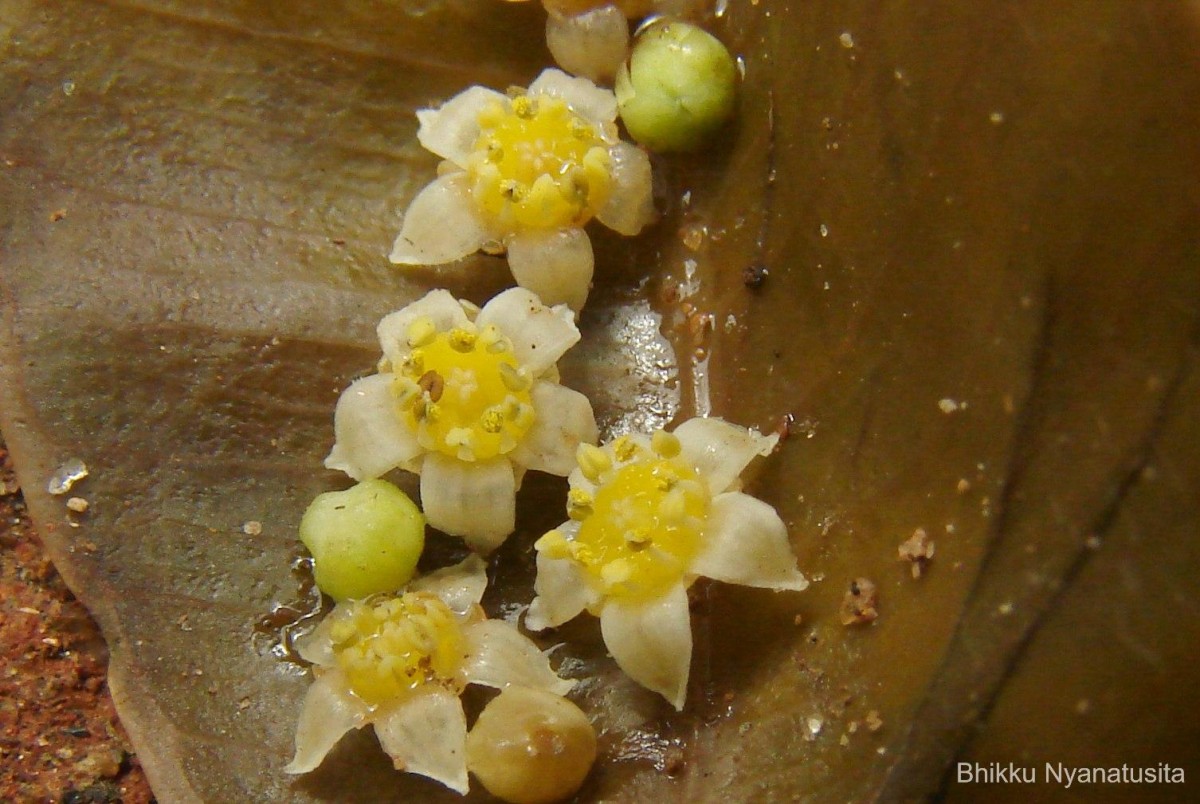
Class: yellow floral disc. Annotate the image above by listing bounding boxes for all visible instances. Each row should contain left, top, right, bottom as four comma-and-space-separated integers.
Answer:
539, 433, 708, 601
329, 592, 466, 707
392, 318, 535, 462
467, 94, 613, 231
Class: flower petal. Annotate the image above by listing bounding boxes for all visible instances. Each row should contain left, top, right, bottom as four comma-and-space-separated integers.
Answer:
420, 454, 515, 552
511, 382, 598, 476
599, 584, 692, 710
674, 416, 779, 495
416, 85, 507, 166
325, 375, 422, 481
460, 619, 574, 696
528, 67, 617, 125
506, 227, 595, 312
389, 172, 491, 266
410, 554, 488, 614
374, 688, 469, 795
376, 289, 468, 360
545, 5, 630, 83
476, 286, 581, 375
526, 546, 596, 631
284, 669, 369, 774
596, 141, 655, 236
692, 492, 808, 591
293, 613, 338, 667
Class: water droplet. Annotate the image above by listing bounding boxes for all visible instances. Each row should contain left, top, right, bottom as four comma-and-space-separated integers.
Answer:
48, 458, 88, 495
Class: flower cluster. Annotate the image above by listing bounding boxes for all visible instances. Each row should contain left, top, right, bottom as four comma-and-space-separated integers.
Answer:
281, 11, 804, 802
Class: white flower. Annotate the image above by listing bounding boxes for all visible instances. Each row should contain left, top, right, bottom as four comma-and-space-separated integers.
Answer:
326, 287, 598, 552
390, 68, 655, 311
526, 417, 808, 709
285, 555, 574, 793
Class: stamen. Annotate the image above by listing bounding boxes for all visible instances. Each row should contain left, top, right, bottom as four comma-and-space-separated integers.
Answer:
500, 363, 532, 392
539, 441, 711, 601
406, 316, 437, 348
417, 370, 445, 403
479, 407, 505, 434
466, 93, 614, 231
612, 436, 640, 462
576, 444, 611, 482
330, 592, 465, 706
395, 325, 535, 461
447, 328, 477, 352
651, 430, 682, 458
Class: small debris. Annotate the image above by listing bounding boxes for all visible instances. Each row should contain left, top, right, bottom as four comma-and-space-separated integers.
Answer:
840, 578, 879, 625
77, 747, 125, 779
66, 496, 89, 514
680, 222, 706, 251
1085, 535, 1102, 550
989, 111, 1005, 124
48, 458, 88, 495
956, 478, 971, 494
838, 31, 855, 49
773, 412, 796, 445
805, 716, 824, 740
742, 263, 769, 288
662, 746, 686, 776
793, 613, 804, 626
50, 208, 68, 222
937, 398, 964, 414
997, 601, 1014, 616
242, 520, 263, 536
865, 710, 884, 732
897, 528, 935, 578
1074, 698, 1091, 715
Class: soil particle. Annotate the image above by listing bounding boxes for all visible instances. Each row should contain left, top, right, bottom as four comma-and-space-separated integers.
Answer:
839, 577, 879, 625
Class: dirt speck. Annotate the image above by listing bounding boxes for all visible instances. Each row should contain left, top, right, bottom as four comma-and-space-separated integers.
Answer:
840, 578, 879, 625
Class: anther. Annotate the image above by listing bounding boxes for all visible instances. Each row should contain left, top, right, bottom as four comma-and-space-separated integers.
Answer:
499, 363, 532, 392
406, 316, 437, 348
576, 444, 612, 482
613, 436, 640, 462
447, 328, 477, 352
417, 370, 445, 403
512, 95, 537, 119
651, 430, 682, 458
479, 407, 505, 434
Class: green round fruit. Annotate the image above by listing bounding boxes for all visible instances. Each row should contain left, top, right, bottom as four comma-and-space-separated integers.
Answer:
616, 20, 738, 152
298, 479, 425, 601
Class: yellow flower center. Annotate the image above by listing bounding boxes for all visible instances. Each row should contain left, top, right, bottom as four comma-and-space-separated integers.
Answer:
537, 432, 708, 602
467, 94, 613, 231
392, 317, 535, 462
329, 592, 466, 707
